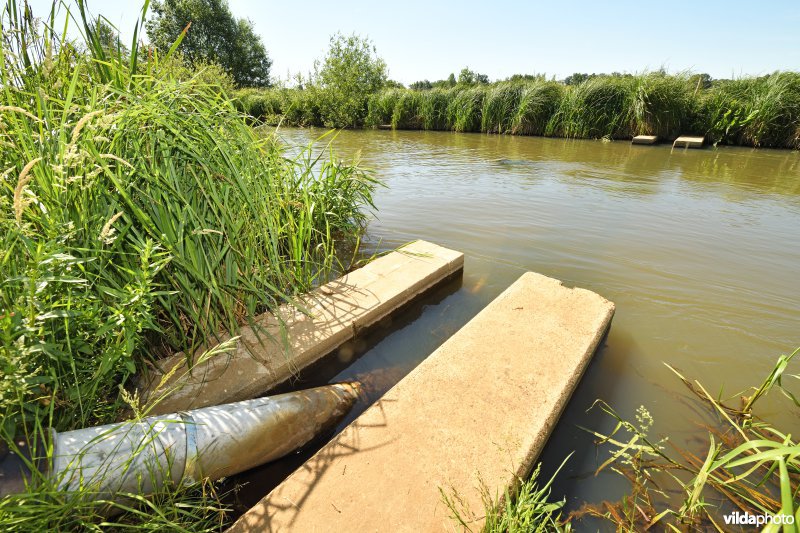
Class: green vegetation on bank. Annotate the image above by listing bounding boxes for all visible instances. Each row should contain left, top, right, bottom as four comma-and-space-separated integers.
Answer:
237, 72, 800, 149
576, 348, 800, 531
0, 0, 374, 529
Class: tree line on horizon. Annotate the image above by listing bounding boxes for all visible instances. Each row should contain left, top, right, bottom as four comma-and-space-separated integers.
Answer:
406, 69, 716, 90
114, 0, 798, 149
141, 0, 722, 92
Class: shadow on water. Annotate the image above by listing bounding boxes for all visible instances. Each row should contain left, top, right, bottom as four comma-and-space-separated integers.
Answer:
222, 271, 464, 516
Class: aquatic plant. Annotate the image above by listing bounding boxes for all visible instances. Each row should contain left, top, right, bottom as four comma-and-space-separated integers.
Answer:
1, 0, 376, 528
282, 86, 324, 126
481, 83, 523, 134
448, 86, 487, 133
626, 72, 694, 138
511, 82, 564, 136
698, 72, 800, 148
547, 75, 634, 139
365, 88, 402, 127
391, 90, 423, 129
419, 88, 452, 131
574, 347, 800, 530
235, 87, 285, 122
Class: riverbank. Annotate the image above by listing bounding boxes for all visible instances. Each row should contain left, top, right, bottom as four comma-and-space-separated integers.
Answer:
0, 3, 375, 530
236, 72, 800, 149
3, 0, 799, 528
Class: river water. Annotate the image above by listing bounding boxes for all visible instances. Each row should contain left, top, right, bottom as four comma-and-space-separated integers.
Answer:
232, 128, 800, 519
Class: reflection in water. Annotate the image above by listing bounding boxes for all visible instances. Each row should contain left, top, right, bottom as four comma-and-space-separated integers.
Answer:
238, 127, 799, 515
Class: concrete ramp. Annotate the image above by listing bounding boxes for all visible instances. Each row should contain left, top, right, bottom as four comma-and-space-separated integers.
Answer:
139, 240, 463, 415
230, 272, 615, 532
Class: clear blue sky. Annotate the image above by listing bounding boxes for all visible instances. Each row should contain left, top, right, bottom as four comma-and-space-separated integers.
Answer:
27, 0, 800, 84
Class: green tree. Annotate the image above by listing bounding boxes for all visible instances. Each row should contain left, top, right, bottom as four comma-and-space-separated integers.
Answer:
689, 72, 713, 90
314, 32, 387, 128
410, 79, 433, 91
145, 0, 271, 87
563, 72, 593, 85
431, 74, 456, 89
457, 67, 489, 85
506, 73, 545, 83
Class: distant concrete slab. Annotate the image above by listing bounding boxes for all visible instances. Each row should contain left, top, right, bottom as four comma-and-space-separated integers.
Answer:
632, 135, 658, 145
231, 272, 615, 532
139, 240, 464, 415
673, 135, 705, 148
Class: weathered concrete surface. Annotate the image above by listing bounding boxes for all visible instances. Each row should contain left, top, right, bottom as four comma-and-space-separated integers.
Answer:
139, 240, 463, 415
673, 135, 705, 148
632, 134, 658, 145
230, 272, 615, 533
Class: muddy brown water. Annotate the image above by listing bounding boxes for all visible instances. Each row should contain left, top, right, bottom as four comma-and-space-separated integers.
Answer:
227, 129, 800, 522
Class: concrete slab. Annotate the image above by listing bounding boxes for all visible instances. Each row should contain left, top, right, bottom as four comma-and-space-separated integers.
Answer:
673, 135, 705, 148
230, 272, 614, 533
632, 135, 658, 145
139, 240, 464, 415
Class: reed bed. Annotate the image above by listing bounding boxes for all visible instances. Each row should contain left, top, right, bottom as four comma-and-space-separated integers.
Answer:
1, 0, 375, 529
240, 72, 800, 148
512, 82, 564, 136
698, 72, 800, 148
448, 86, 487, 133
481, 83, 524, 134
391, 90, 423, 130
365, 88, 402, 127
419, 88, 452, 131
548, 75, 634, 139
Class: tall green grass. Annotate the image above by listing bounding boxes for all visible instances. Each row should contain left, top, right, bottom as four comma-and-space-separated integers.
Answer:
239, 72, 800, 148
1, 0, 375, 528
365, 88, 402, 126
626, 72, 693, 139
419, 88, 452, 131
481, 83, 523, 134
512, 82, 564, 136
548, 75, 633, 138
698, 72, 800, 148
391, 90, 423, 130
448, 86, 487, 133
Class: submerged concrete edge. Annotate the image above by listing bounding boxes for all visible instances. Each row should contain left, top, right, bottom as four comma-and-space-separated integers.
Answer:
138, 240, 464, 415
